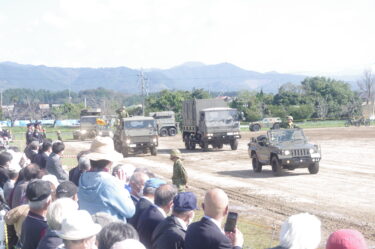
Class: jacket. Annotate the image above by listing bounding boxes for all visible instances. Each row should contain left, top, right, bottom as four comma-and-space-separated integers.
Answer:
4, 204, 30, 237
37, 229, 63, 249
20, 211, 48, 249
137, 205, 165, 249
33, 152, 49, 170
128, 197, 153, 228
185, 217, 241, 249
152, 215, 186, 249
78, 171, 135, 221
46, 153, 68, 182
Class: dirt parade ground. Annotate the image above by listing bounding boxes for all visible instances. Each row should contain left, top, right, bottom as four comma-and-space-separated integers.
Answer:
66, 126, 375, 245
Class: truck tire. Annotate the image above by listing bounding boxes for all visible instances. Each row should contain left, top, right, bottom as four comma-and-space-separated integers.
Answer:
122, 147, 129, 157
201, 141, 208, 151
272, 122, 281, 129
230, 139, 238, 150
168, 127, 177, 136
150, 146, 157, 156
308, 162, 319, 174
252, 154, 262, 173
252, 124, 261, 131
271, 156, 282, 176
160, 128, 168, 137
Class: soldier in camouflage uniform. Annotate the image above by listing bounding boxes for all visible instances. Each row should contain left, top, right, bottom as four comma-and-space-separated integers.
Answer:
170, 149, 188, 192
281, 116, 298, 129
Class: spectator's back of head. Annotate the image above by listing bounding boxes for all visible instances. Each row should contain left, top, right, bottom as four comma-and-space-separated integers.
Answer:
154, 184, 177, 208
111, 239, 146, 249
143, 178, 165, 197
29, 141, 40, 151
326, 229, 367, 249
52, 142, 65, 154
92, 212, 118, 228
47, 198, 79, 230
97, 222, 139, 249
78, 156, 91, 172
279, 213, 321, 249
24, 163, 41, 181
41, 141, 52, 153
203, 188, 229, 220
0, 151, 13, 167
56, 181, 78, 199
26, 179, 52, 211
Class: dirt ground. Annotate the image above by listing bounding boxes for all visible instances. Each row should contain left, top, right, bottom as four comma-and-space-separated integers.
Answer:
66, 126, 375, 245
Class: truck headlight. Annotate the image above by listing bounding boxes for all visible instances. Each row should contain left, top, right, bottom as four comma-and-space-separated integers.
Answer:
283, 150, 290, 156
309, 148, 315, 154
98, 131, 102, 136
227, 132, 234, 135
206, 133, 213, 137
126, 139, 131, 144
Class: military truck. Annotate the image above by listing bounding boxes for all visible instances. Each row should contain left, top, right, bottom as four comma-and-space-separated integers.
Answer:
182, 99, 241, 151
113, 116, 158, 157
73, 109, 102, 140
149, 111, 178, 136
248, 128, 321, 176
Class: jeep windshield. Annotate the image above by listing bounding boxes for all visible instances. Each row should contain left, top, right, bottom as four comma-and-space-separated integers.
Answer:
81, 117, 97, 125
268, 129, 306, 144
204, 110, 239, 127
124, 120, 156, 129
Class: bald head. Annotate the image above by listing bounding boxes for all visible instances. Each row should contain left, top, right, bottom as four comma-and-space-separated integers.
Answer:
203, 188, 229, 220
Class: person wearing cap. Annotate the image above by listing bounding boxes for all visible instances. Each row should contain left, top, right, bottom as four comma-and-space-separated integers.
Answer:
33, 122, 46, 144
56, 181, 78, 201
170, 149, 188, 192
26, 123, 35, 145
78, 136, 135, 221
56, 210, 101, 249
326, 229, 368, 249
46, 141, 68, 182
128, 178, 166, 228
280, 116, 298, 129
152, 192, 198, 249
19, 179, 52, 249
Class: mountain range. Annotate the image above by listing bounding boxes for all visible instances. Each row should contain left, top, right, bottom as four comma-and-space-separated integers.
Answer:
0, 61, 359, 93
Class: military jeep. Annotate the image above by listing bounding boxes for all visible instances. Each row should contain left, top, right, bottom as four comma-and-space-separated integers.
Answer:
248, 128, 321, 176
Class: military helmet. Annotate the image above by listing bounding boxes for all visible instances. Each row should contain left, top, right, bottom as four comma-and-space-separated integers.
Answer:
287, 116, 293, 121
170, 149, 182, 158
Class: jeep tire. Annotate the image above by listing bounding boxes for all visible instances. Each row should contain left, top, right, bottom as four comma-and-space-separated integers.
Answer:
230, 139, 238, 150
308, 162, 319, 174
150, 146, 157, 156
160, 128, 168, 137
168, 127, 177, 136
271, 156, 282, 176
252, 154, 262, 173
122, 147, 129, 158
252, 124, 261, 131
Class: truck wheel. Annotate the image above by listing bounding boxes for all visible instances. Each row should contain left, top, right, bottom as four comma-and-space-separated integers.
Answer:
168, 127, 177, 136
122, 147, 129, 157
218, 143, 223, 149
190, 141, 196, 150
271, 156, 282, 176
114, 141, 121, 153
230, 139, 238, 150
201, 141, 208, 151
150, 146, 157, 156
252, 154, 262, 173
160, 128, 168, 137
308, 162, 319, 174
252, 124, 261, 131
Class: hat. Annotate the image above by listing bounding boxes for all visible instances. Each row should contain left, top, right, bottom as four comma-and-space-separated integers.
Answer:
56, 181, 78, 199
287, 116, 293, 120
42, 174, 59, 189
326, 229, 367, 249
173, 192, 198, 212
144, 178, 166, 189
86, 136, 123, 162
57, 210, 102, 240
111, 239, 146, 249
26, 180, 52, 202
34, 121, 41, 127
170, 149, 181, 158
27, 123, 34, 128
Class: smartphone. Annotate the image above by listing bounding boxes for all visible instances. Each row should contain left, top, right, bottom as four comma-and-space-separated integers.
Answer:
224, 212, 238, 232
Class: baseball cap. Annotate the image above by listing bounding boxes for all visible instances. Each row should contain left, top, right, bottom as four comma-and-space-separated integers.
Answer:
56, 181, 78, 199
144, 178, 166, 189
326, 229, 367, 249
173, 192, 198, 212
26, 180, 52, 202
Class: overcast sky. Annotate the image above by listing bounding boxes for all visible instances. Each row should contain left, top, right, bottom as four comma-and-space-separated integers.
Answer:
0, 0, 374, 75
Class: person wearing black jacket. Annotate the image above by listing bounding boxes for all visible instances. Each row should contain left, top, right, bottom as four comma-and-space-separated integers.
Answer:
152, 192, 197, 249
33, 142, 52, 170
25, 123, 34, 145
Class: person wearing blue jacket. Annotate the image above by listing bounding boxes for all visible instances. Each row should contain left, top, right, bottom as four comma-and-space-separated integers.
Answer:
78, 136, 135, 222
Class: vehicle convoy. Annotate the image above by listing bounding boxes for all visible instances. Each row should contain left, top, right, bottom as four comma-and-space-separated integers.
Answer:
113, 116, 158, 157
149, 111, 178, 137
249, 117, 282, 131
248, 128, 321, 176
73, 109, 102, 140
181, 98, 241, 151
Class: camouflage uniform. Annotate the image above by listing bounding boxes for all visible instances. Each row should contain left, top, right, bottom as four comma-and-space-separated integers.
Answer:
172, 158, 188, 192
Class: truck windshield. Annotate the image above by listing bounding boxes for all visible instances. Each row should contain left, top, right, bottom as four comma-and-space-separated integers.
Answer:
268, 129, 306, 143
204, 110, 239, 126
81, 117, 97, 125
124, 120, 156, 129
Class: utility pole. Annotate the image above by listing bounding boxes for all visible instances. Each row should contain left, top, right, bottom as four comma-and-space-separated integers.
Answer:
138, 69, 148, 116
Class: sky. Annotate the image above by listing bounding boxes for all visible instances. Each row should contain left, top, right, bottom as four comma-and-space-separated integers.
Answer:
0, 0, 374, 75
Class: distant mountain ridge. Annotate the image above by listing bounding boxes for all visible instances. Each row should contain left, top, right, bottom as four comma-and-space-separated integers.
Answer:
0, 61, 356, 93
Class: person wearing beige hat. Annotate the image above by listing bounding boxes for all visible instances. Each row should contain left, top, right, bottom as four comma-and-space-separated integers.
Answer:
78, 136, 135, 222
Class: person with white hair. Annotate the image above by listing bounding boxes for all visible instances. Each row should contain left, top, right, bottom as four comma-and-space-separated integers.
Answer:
269, 213, 321, 249
37, 198, 79, 249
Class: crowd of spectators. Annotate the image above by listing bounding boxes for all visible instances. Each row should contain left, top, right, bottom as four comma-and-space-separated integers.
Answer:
0, 135, 370, 249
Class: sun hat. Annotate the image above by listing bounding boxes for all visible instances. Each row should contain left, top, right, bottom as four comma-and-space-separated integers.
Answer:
111, 239, 146, 249
170, 149, 181, 158
57, 210, 102, 240
326, 229, 367, 249
26, 180, 52, 202
85, 136, 123, 162
173, 192, 198, 212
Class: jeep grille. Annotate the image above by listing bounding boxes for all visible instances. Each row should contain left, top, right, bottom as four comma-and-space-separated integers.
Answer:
291, 149, 309, 157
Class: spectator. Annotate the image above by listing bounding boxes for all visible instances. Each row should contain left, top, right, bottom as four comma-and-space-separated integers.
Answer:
37, 198, 79, 249
41, 174, 59, 201
56, 210, 101, 249
19, 180, 52, 249
97, 222, 139, 249
137, 184, 177, 249
134, 168, 156, 178
46, 142, 68, 182
92, 212, 118, 227
3, 169, 19, 204
0, 151, 13, 169
185, 188, 244, 249
25, 141, 40, 162
111, 239, 146, 249
128, 178, 166, 228
26, 123, 35, 145
4, 204, 30, 240
56, 181, 78, 200
326, 229, 368, 249
152, 192, 198, 249
128, 172, 149, 205
33, 141, 52, 170
78, 136, 135, 221
69, 151, 90, 186
269, 213, 321, 249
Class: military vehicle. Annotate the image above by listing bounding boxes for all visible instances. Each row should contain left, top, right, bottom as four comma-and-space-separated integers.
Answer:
248, 128, 321, 176
182, 99, 241, 151
149, 111, 178, 136
113, 116, 158, 157
249, 117, 282, 131
73, 109, 102, 140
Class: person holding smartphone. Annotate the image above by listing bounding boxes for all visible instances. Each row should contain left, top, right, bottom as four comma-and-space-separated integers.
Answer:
185, 188, 244, 249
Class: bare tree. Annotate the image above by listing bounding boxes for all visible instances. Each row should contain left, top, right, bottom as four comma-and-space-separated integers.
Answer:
357, 70, 375, 105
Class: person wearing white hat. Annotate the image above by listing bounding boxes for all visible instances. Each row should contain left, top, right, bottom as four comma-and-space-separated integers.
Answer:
78, 136, 135, 222
56, 210, 101, 249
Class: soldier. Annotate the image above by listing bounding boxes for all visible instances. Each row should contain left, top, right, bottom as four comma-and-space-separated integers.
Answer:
281, 116, 298, 129
170, 149, 188, 192
33, 121, 46, 144
26, 123, 35, 145
116, 106, 129, 119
